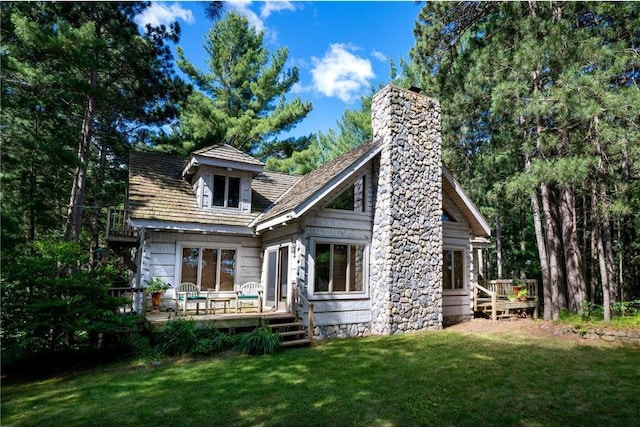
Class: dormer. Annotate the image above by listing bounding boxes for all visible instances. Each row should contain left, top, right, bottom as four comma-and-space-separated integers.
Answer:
182, 144, 264, 214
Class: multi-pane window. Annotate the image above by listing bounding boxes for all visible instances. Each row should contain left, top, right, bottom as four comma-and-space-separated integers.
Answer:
201, 173, 240, 209
180, 246, 236, 291
314, 243, 365, 293
443, 249, 464, 290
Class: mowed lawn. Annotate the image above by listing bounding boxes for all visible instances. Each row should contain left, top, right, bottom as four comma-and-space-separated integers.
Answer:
2, 328, 639, 427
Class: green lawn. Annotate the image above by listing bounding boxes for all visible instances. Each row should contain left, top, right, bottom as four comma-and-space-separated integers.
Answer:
2, 328, 639, 427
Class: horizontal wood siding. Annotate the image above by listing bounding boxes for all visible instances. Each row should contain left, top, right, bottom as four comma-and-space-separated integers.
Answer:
312, 299, 372, 325
298, 167, 375, 325
145, 230, 263, 285
442, 194, 474, 320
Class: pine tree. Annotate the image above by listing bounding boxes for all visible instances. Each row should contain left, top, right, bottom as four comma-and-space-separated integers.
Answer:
167, 11, 311, 155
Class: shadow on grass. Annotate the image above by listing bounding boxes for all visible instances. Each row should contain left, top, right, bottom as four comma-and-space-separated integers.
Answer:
2, 331, 639, 427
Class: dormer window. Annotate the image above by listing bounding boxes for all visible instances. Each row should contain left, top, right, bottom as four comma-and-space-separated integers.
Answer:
213, 175, 240, 208
200, 172, 242, 210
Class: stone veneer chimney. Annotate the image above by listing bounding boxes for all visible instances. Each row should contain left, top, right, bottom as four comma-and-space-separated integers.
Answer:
370, 85, 443, 335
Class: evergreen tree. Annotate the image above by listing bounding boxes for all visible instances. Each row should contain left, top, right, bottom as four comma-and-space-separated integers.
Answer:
1, 2, 186, 252
165, 11, 311, 155
412, 1, 640, 319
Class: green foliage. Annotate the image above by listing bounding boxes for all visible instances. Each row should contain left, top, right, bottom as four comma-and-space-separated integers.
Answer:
157, 317, 199, 356
1, 241, 135, 372
145, 277, 170, 293
237, 325, 281, 355
1, 2, 187, 248
157, 319, 237, 356
164, 11, 311, 155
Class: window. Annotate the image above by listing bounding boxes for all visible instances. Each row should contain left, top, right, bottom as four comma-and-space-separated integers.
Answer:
201, 173, 240, 209
442, 208, 457, 222
180, 246, 236, 291
327, 176, 366, 212
314, 243, 365, 293
443, 249, 465, 290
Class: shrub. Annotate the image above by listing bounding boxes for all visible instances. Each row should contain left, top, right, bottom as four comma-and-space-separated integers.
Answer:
158, 317, 198, 356
237, 326, 281, 355
1, 241, 135, 374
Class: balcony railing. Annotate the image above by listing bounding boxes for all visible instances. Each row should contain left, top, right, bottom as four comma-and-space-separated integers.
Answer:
106, 208, 137, 241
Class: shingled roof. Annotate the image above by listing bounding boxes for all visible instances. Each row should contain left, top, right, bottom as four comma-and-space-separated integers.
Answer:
193, 144, 264, 167
253, 139, 383, 229
128, 151, 299, 228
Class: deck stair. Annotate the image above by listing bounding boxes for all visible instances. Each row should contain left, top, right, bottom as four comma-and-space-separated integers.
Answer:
266, 316, 311, 348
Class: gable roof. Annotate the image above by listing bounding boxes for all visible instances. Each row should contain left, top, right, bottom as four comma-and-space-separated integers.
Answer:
183, 144, 264, 177
127, 151, 297, 231
252, 139, 384, 231
442, 167, 491, 237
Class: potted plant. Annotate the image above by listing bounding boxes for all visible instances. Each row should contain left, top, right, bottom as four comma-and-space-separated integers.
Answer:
507, 294, 518, 302
511, 278, 522, 295
146, 277, 170, 313
516, 288, 528, 301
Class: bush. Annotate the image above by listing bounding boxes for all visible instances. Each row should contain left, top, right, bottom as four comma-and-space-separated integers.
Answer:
237, 326, 281, 355
1, 241, 135, 374
157, 317, 199, 356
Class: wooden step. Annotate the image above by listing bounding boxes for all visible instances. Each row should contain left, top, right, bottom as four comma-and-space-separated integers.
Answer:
269, 322, 303, 330
280, 338, 311, 348
279, 330, 306, 337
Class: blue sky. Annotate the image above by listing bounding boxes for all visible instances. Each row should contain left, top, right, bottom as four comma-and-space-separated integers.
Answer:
135, 1, 422, 139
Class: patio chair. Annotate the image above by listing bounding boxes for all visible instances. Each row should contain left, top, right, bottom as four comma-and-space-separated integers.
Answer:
173, 282, 208, 315
236, 282, 263, 313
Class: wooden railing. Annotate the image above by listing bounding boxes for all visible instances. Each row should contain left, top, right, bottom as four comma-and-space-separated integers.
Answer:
106, 208, 137, 241
292, 283, 313, 343
108, 286, 145, 316
474, 279, 539, 321
479, 279, 538, 298
473, 281, 498, 322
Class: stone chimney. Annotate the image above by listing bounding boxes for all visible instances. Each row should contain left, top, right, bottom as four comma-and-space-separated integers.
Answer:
370, 85, 443, 335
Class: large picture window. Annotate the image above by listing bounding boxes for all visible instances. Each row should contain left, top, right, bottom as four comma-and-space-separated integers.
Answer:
180, 246, 236, 291
314, 243, 365, 294
443, 249, 465, 290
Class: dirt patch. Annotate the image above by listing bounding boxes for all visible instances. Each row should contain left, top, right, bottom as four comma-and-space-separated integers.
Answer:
445, 317, 636, 346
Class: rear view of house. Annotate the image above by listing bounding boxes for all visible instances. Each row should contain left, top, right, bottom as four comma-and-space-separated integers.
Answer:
107, 85, 490, 338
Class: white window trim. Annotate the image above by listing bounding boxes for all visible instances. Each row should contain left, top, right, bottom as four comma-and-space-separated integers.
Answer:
199, 171, 243, 211
174, 242, 241, 291
308, 238, 369, 300
443, 246, 468, 294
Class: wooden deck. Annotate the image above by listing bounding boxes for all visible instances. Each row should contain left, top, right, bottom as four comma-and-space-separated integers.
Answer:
144, 309, 298, 333
474, 279, 539, 321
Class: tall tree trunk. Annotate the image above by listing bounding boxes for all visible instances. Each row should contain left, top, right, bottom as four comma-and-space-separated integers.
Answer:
65, 69, 97, 242
560, 185, 587, 312
531, 189, 552, 320
495, 211, 503, 278
541, 182, 564, 320
592, 181, 611, 322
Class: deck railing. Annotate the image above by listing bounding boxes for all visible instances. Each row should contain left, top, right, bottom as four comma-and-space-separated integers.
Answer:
479, 279, 538, 298
106, 208, 137, 240
292, 283, 313, 343
474, 279, 539, 322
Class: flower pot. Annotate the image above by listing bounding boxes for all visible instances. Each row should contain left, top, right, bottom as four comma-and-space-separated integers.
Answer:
151, 291, 163, 313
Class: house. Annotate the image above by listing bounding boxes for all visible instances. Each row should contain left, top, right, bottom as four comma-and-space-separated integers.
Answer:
113, 85, 491, 338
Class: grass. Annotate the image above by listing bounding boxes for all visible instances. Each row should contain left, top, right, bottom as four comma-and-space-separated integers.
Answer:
2, 328, 639, 427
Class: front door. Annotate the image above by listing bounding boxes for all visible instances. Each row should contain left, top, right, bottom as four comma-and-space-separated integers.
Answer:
265, 245, 289, 311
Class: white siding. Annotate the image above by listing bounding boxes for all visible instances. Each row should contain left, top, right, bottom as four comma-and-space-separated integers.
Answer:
145, 230, 262, 287
442, 194, 474, 320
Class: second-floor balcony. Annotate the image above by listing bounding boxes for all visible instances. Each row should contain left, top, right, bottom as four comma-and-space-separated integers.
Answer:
106, 208, 138, 244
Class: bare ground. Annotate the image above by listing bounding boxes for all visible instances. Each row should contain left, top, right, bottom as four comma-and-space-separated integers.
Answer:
445, 316, 635, 347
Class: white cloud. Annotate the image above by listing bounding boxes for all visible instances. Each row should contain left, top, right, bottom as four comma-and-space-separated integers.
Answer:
261, 1, 296, 18
135, 3, 195, 28
372, 50, 387, 62
311, 44, 375, 103
227, 0, 265, 32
